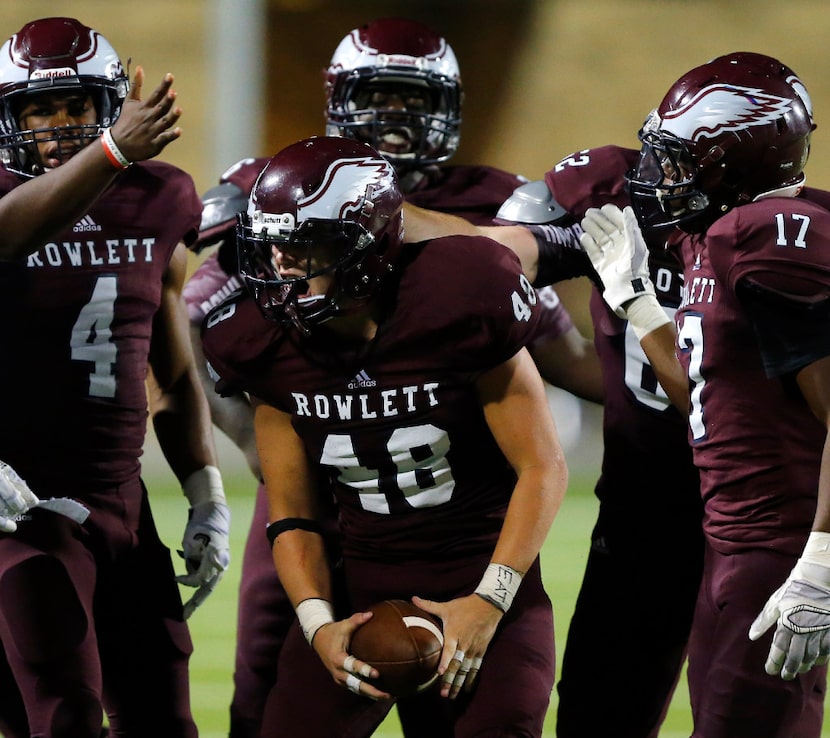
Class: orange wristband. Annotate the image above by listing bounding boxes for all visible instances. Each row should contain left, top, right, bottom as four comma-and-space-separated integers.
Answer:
100, 127, 131, 169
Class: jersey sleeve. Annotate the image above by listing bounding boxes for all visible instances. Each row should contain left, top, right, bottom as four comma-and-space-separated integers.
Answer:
713, 198, 830, 376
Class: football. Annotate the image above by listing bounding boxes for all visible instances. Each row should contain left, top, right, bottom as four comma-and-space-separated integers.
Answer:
349, 599, 444, 696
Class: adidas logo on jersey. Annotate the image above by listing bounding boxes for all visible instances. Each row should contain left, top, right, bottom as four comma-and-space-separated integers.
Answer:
73, 215, 102, 232
348, 370, 376, 389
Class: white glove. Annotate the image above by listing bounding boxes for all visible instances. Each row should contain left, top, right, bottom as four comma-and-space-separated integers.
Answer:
749, 533, 830, 680
176, 466, 231, 618
0, 461, 39, 533
580, 204, 655, 316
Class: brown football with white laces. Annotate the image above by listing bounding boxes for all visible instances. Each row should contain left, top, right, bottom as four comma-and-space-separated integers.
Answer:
349, 599, 444, 696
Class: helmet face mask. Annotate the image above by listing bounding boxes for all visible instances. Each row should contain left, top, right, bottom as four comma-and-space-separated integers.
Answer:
628, 127, 712, 233
627, 57, 815, 234
325, 18, 462, 170
238, 137, 404, 334
0, 17, 129, 177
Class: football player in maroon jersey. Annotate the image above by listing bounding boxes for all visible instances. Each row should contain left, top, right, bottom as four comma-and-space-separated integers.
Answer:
406, 148, 702, 738
201, 135, 568, 737
403, 52, 823, 738
0, 17, 230, 738
582, 56, 830, 737
184, 17, 601, 738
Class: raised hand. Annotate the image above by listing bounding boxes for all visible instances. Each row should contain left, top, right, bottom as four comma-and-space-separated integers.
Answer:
108, 66, 183, 164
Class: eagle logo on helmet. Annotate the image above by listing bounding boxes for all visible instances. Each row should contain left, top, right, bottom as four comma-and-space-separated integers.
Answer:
661, 84, 793, 143
297, 156, 395, 222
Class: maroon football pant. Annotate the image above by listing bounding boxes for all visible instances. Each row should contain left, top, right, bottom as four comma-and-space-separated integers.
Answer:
0, 481, 196, 738
688, 539, 826, 737
229, 483, 294, 738
259, 556, 555, 738
556, 490, 703, 738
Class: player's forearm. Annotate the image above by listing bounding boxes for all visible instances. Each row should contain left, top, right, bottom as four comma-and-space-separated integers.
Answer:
149, 364, 220, 482
492, 461, 567, 575
0, 139, 120, 260
637, 321, 688, 413
402, 202, 478, 242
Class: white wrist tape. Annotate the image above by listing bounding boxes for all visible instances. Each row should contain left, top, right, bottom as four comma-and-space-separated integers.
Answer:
800, 531, 830, 567
182, 465, 225, 506
296, 598, 335, 645
474, 563, 523, 613
624, 293, 671, 340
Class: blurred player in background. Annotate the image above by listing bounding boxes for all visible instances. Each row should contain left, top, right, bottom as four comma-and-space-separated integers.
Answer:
582, 55, 830, 737
201, 134, 568, 737
0, 17, 230, 738
184, 17, 601, 738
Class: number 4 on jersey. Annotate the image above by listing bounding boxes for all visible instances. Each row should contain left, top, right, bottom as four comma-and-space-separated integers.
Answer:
70, 275, 118, 398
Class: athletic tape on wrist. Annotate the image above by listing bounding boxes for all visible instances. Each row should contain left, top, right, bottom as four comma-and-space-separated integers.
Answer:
100, 127, 132, 169
801, 531, 830, 567
296, 598, 335, 645
182, 465, 225, 506
474, 563, 523, 613
625, 293, 671, 340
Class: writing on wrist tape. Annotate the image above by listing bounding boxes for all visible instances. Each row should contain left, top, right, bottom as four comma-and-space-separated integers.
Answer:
100, 127, 132, 169
296, 598, 335, 645
474, 563, 523, 613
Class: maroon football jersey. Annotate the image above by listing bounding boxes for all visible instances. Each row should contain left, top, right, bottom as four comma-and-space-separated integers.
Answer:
674, 197, 830, 554
187, 162, 573, 343
202, 235, 540, 562
405, 164, 525, 225
542, 146, 697, 505
0, 162, 201, 494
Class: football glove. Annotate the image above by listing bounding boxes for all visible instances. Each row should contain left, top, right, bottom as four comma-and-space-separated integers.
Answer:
176, 466, 231, 618
0, 461, 39, 533
749, 534, 830, 680
580, 205, 670, 338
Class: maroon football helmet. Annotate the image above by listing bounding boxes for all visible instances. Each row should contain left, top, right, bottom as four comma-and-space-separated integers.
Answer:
324, 18, 462, 171
238, 136, 404, 333
628, 55, 814, 233
0, 17, 129, 177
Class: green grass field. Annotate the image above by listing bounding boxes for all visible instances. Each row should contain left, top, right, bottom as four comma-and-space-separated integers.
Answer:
147, 470, 828, 738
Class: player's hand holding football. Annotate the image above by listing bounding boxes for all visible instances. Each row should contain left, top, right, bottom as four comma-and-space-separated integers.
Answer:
176, 466, 231, 618
580, 204, 670, 339
0, 460, 39, 533
749, 532, 830, 680
413, 593, 501, 699
308, 609, 390, 702
106, 66, 183, 165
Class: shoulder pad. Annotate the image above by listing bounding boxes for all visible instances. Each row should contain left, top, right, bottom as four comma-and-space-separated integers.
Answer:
193, 182, 248, 253
495, 180, 569, 224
